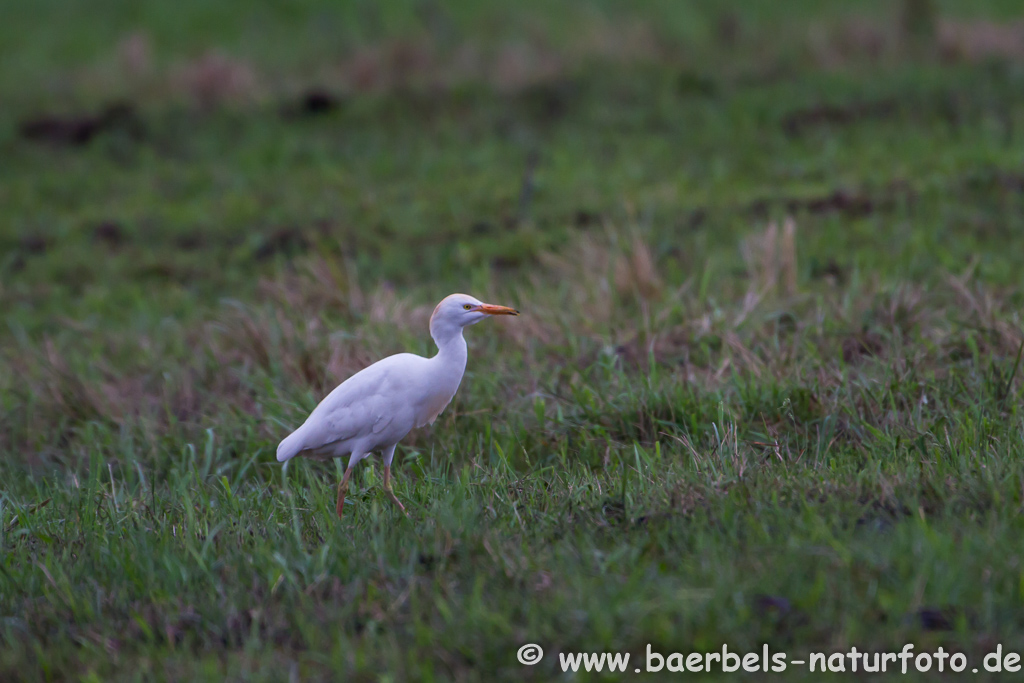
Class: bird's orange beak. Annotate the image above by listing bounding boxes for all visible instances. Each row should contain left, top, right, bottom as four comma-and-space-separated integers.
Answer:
477, 303, 519, 316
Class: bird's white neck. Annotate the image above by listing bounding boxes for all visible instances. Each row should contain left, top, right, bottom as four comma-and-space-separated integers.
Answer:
431, 326, 468, 364
429, 309, 473, 380
427, 325, 468, 395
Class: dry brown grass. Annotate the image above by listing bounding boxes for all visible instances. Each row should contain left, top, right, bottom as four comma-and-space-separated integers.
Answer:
60, 11, 667, 108
330, 24, 658, 95
807, 7, 1024, 70
69, 32, 263, 108
741, 217, 798, 300
4, 226, 1022, 468
170, 50, 260, 108
116, 32, 153, 78
938, 19, 1024, 62
341, 39, 441, 93
614, 236, 664, 303
44, 8, 1024, 112
807, 18, 898, 68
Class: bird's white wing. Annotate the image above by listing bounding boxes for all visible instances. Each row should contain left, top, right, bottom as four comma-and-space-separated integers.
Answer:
277, 354, 423, 461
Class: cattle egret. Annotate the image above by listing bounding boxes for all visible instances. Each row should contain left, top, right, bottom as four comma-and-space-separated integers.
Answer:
276, 293, 519, 518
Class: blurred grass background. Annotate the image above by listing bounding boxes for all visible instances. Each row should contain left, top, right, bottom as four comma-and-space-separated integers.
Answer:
3, 0, 1024, 680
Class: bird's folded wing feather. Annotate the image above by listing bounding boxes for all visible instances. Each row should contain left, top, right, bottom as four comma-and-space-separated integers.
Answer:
290, 356, 409, 454
372, 412, 395, 433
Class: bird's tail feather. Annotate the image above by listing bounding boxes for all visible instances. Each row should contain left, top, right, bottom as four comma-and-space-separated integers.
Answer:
276, 429, 306, 462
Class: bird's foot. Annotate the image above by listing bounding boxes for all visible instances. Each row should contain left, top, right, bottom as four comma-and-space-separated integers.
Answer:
387, 490, 409, 517
383, 466, 411, 518
336, 467, 353, 519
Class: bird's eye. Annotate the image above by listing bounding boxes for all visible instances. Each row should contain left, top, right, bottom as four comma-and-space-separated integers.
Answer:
463, 304, 473, 310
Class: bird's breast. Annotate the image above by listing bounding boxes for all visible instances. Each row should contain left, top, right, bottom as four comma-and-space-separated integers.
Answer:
415, 385, 458, 427
405, 346, 466, 429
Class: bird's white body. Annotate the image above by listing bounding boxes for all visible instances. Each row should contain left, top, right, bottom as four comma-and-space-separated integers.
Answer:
276, 344, 467, 467
276, 294, 518, 495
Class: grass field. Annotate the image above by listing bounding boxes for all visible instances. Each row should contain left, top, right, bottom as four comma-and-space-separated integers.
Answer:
4, 1, 1024, 680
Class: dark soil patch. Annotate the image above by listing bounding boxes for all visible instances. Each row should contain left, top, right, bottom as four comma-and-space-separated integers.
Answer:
676, 71, 717, 97
491, 254, 526, 270
809, 257, 847, 285
751, 593, 809, 636
961, 168, 1024, 194
782, 99, 898, 137
749, 182, 915, 220
20, 102, 143, 146
92, 221, 126, 248
912, 607, 956, 631
787, 189, 876, 217
842, 330, 884, 364
20, 234, 51, 254
253, 228, 311, 260
282, 89, 343, 118
573, 210, 601, 228
517, 80, 577, 123
753, 594, 792, 617
854, 498, 912, 532
175, 233, 206, 251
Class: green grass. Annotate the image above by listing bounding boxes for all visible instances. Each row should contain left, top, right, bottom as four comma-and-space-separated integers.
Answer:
4, 0, 1024, 680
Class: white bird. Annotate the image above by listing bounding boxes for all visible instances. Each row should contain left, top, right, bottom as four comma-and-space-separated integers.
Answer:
276, 293, 519, 517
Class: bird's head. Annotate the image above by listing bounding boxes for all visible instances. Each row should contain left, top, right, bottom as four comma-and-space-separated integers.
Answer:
429, 293, 519, 342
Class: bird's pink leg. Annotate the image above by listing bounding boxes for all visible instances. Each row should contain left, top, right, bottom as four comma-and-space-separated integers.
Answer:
383, 466, 409, 517
336, 467, 353, 518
